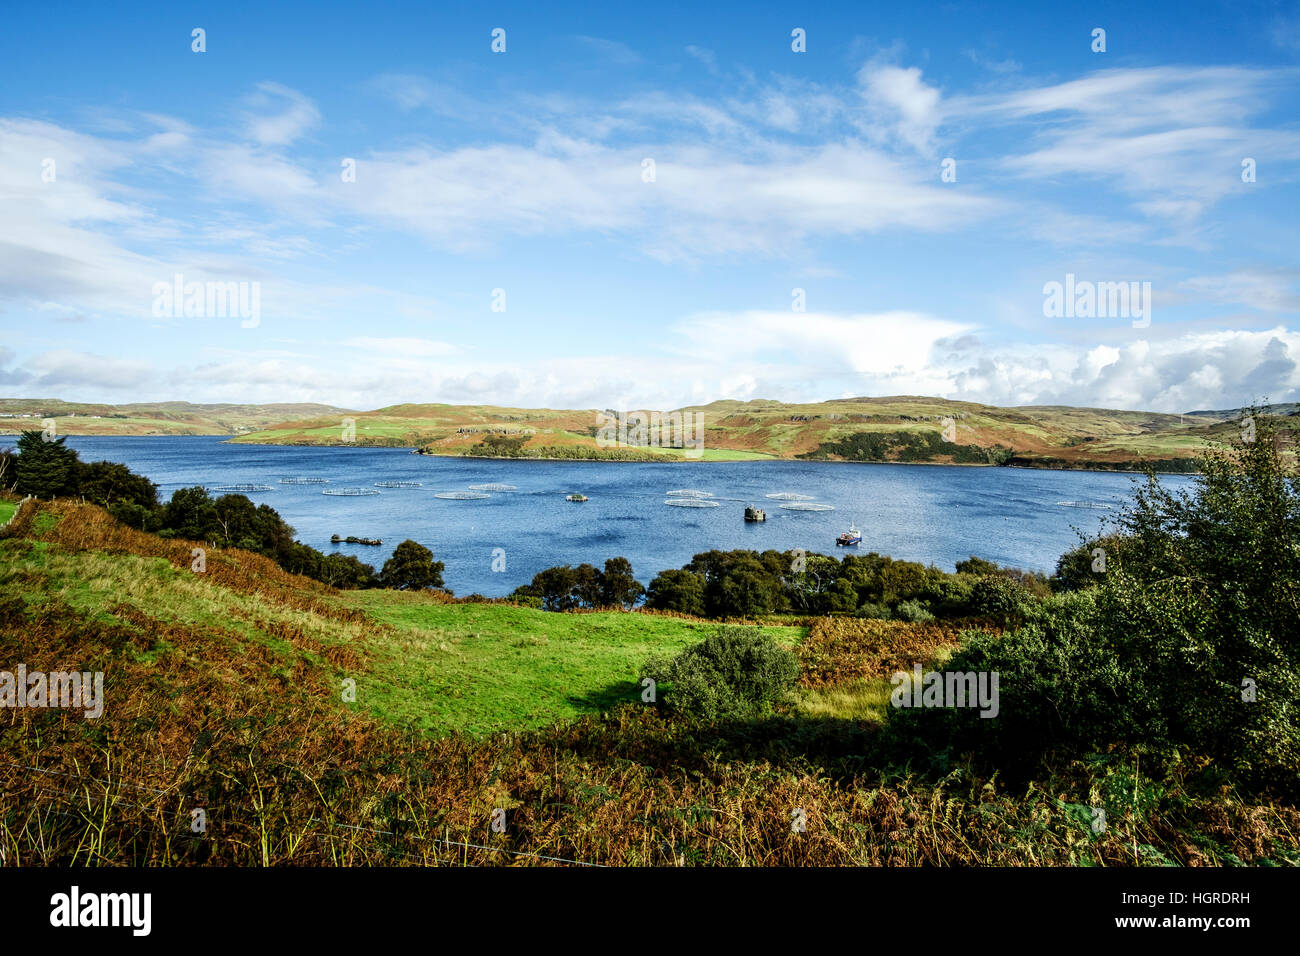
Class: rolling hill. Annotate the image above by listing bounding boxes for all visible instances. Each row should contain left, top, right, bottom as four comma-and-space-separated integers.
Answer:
5, 396, 1296, 470
226, 396, 1296, 470
0, 399, 351, 437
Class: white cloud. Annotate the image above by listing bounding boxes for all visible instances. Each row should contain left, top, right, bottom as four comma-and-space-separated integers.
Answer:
11, 323, 1296, 413
856, 62, 943, 153
241, 82, 320, 147
955, 67, 1300, 220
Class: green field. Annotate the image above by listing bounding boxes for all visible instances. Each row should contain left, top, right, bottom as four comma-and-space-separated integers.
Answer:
0, 500, 15, 525
348, 593, 803, 733
0, 530, 802, 735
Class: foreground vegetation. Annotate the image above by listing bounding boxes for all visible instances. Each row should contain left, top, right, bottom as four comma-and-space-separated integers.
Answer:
0, 412, 1296, 866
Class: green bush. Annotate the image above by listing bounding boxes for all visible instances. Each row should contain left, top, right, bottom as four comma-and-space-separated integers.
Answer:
924, 572, 976, 616
969, 575, 1032, 625
13, 431, 78, 499
642, 625, 799, 721
854, 601, 891, 620
894, 411, 1300, 795
644, 568, 706, 615
380, 539, 446, 591
892, 598, 935, 623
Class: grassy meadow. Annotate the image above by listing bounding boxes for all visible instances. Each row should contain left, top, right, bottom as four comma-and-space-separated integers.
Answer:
343, 593, 801, 733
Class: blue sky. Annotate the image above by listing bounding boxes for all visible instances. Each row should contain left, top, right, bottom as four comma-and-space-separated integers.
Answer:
1, 0, 1298, 412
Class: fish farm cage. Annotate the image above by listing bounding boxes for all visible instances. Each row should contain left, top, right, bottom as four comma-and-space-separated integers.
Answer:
434, 491, 491, 500
766, 492, 815, 500
280, 477, 330, 485
1055, 500, 1115, 509
665, 498, 720, 508
468, 483, 517, 491
321, 487, 381, 496
374, 480, 423, 488
665, 489, 713, 498
209, 484, 274, 493
780, 502, 835, 511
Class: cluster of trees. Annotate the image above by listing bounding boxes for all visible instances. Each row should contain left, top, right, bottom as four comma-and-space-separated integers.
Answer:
800, 429, 1014, 465
510, 545, 1051, 624
509, 557, 644, 610
641, 548, 1047, 622
894, 412, 1300, 794
464, 433, 661, 461
3, 431, 445, 592
4, 433, 160, 508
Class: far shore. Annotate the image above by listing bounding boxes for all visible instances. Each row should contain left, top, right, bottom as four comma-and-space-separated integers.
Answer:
30, 432, 1202, 476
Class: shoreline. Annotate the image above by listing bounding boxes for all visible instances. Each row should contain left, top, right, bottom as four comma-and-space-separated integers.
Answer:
43, 433, 1203, 476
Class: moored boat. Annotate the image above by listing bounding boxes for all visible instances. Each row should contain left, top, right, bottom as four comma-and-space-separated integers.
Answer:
836, 522, 862, 546
744, 505, 766, 522
566, 493, 589, 502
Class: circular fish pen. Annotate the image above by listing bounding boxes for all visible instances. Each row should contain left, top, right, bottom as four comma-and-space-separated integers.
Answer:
780, 502, 835, 511
666, 489, 712, 498
766, 492, 815, 501
1055, 500, 1114, 510
468, 483, 517, 491
664, 498, 720, 508
374, 480, 423, 488
209, 483, 274, 493
322, 487, 381, 496
280, 477, 329, 485
434, 491, 491, 500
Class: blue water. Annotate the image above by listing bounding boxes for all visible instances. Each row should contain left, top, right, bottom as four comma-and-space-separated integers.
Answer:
62, 436, 1195, 597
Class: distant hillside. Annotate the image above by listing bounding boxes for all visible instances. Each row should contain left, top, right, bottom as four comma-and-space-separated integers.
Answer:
0, 399, 352, 437
7, 395, 1294, 470
228, 395, 1285, 470
1184, 402, 1300, 419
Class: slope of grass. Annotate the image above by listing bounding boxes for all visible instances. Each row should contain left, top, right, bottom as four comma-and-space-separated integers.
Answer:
6, 499, 804, 736
344, 592, 803, 733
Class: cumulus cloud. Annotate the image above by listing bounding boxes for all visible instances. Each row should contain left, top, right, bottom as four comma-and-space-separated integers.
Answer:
856, 62, 943, 153
11, 318, 1295, 414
